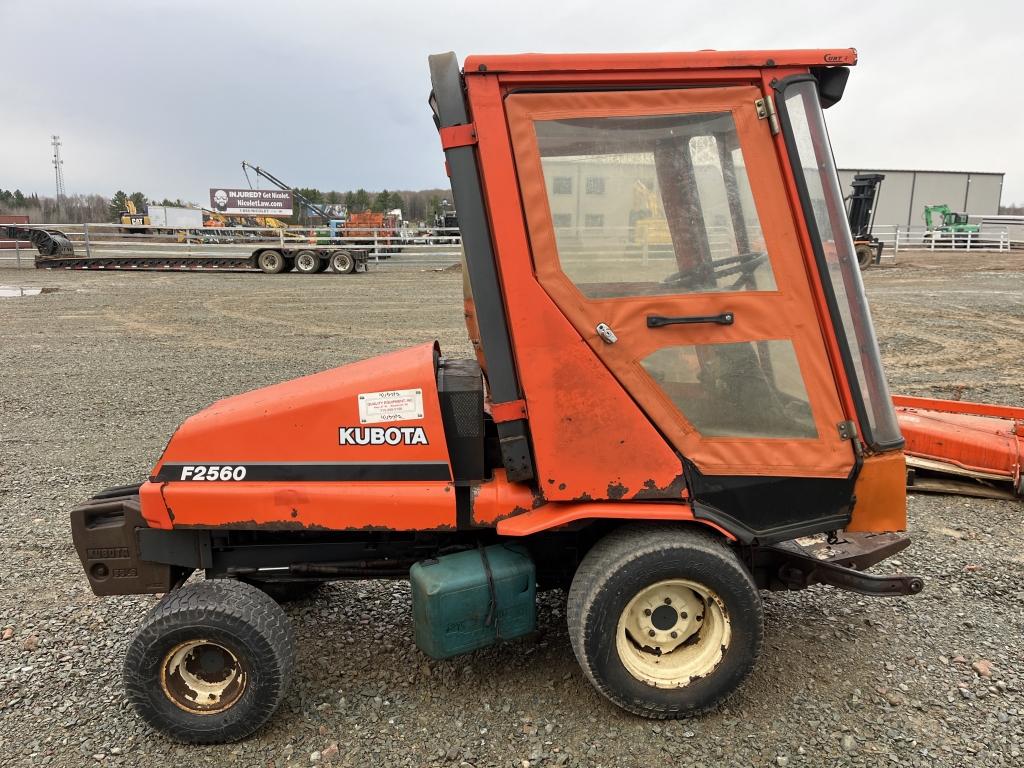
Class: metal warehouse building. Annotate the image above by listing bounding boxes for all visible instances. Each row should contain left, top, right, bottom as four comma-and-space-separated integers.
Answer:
837, 169, 1004, 228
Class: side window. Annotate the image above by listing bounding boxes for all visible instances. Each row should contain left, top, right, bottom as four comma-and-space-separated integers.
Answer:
536, 112, 776, 299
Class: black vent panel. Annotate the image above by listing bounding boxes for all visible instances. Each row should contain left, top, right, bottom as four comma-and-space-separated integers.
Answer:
438, 359, 485, 480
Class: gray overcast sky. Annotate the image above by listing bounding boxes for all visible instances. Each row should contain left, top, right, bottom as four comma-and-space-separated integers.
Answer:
3, 0, 1022, 204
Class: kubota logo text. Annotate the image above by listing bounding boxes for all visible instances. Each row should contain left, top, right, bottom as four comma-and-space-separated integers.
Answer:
339, 426, 429, 446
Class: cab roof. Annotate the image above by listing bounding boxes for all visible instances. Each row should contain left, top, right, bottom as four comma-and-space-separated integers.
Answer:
463, 49, 857, 75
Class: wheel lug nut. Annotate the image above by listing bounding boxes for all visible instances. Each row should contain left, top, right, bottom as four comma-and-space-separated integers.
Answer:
670, 631, 678, 639
696, 615, 703, 622
648, 629, 656, 637
664, 598, 672, 605
680, 611, 688, 620
643, 608, 652, 616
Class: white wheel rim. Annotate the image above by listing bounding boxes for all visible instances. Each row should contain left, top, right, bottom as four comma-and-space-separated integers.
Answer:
159, 639, 246, 714
262, 252, 280, 269
333, 253, 352, 270
615, 579, 730, 688
297, 252, 316, 270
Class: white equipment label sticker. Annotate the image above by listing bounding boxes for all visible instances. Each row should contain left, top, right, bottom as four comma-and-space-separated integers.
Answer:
358, 388, 424, 424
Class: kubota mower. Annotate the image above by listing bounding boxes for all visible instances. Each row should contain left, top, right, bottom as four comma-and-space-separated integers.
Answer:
71, 49, 926, 743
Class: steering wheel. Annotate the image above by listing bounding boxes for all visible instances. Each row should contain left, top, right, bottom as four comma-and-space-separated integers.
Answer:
660, 251, 768, 291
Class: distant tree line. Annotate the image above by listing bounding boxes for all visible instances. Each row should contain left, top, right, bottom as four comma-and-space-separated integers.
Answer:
0, 188, 109, 224
1, 186, 454, 225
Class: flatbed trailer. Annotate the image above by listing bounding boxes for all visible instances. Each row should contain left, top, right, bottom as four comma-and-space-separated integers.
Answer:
32, 246, 370, 275
0, 226, 370, 274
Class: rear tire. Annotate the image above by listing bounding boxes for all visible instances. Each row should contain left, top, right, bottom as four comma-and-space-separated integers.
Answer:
123, 579, 294, 743
330, 251, 356, 274
293, 250, 321, 274
567, 524, 762, 718
256, 250, 286, 274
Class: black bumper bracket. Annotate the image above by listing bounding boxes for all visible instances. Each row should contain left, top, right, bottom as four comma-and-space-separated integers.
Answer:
754, 532, 925, 597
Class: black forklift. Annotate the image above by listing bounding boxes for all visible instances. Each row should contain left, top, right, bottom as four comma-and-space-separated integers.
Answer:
848, 173, 885, 269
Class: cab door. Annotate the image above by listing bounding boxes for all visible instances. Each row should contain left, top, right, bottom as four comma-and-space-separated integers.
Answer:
506, 86, 855, 479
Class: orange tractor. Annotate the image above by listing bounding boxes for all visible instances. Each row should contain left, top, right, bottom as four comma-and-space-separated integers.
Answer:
73, 48, 963, 743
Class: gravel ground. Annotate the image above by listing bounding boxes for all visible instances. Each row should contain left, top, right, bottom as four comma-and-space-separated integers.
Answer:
0, 253, 1021, 767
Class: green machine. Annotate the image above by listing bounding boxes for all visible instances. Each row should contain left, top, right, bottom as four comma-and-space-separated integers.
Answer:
923, 204, 980, 242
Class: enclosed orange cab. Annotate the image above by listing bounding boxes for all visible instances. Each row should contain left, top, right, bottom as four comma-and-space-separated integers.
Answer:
70, 49, 921, 743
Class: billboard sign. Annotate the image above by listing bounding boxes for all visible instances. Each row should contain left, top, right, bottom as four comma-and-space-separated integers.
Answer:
209, 188, 293, 216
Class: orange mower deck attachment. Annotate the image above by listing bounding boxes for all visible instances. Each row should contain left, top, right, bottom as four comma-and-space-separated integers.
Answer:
71, 48, 929, 743
895, 395, 1024, 499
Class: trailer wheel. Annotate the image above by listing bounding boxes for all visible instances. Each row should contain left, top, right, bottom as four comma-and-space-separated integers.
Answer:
256, 250, 286, 274
567, 524, 762, 718
330, 251, 356, 274
123, 579, 294, 743
855, 243, 874, 270
293, 250, 321, 274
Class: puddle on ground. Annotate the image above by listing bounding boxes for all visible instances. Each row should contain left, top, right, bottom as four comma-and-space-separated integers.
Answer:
0, 286, 58, 298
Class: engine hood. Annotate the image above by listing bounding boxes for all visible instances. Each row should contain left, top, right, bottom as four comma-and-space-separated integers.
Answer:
152, 342, 450, 471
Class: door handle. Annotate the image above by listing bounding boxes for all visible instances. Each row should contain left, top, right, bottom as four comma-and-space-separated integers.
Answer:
646, 312, 735, 328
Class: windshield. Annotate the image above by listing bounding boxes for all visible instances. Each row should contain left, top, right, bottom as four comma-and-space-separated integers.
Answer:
779, 80, 902, 449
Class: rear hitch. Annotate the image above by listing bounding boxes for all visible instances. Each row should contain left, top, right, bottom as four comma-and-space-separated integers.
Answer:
755, 532, 925, 597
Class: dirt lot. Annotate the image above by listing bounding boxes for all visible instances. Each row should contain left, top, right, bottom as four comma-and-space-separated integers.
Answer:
0, 252, 1021, 767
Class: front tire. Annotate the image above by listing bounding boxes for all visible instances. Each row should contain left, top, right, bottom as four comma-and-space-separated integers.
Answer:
567, 524, 762, 718
123, 579, 295, 743
855, 242, 874, 270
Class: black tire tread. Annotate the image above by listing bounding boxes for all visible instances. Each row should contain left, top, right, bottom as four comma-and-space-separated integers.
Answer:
566, 523, 763, 718
123, 578, 294, 743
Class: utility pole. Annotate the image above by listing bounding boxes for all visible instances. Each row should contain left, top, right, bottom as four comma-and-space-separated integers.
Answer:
51, 135, 66, 217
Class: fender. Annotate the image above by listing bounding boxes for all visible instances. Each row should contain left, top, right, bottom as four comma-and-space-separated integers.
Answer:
495, 501, 736, 541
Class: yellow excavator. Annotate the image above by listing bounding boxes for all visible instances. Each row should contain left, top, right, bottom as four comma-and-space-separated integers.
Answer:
631, 179, 672, 246
119, 200, 151, 233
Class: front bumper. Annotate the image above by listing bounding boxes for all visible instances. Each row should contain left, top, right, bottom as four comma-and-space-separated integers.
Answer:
70, 486, 179, 596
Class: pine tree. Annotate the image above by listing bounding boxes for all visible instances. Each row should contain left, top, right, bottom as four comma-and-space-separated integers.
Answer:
109, 191, 129, 221
352, 189, 371, 212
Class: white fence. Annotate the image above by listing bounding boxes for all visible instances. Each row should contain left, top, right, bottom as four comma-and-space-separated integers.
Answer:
3, 221, 1021, 271
0, 223, 464, 269
871, 225, 1022, 255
